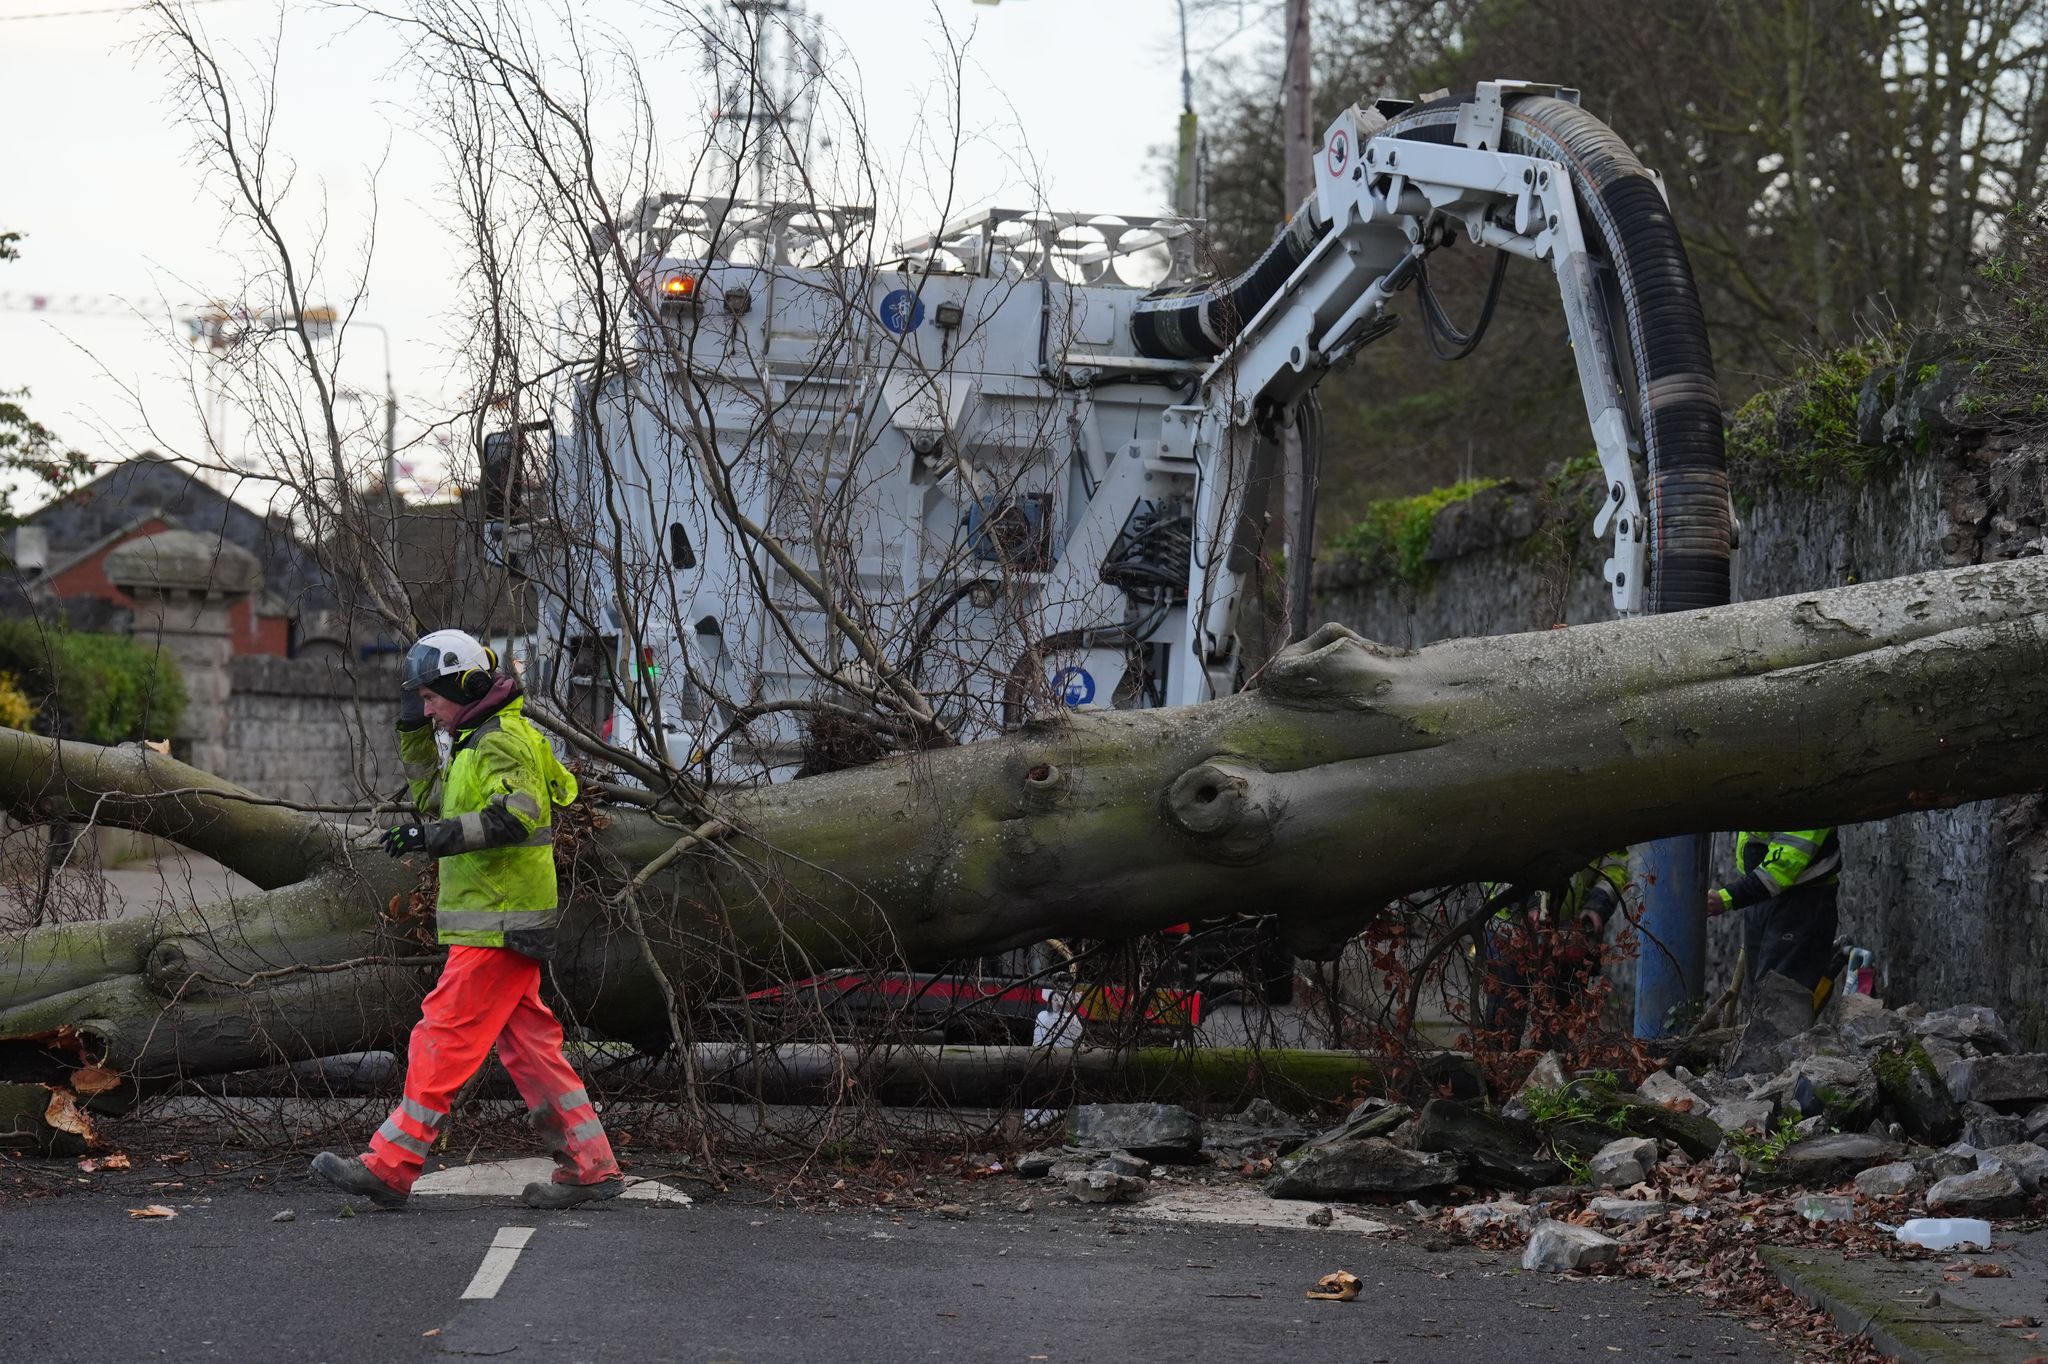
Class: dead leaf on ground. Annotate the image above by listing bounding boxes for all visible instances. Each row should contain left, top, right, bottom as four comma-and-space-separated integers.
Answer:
42, 1087, 96, 1143
1997, 1316, 2042, 1329
1971, 1263, 2012, 1278
1306, 1270, 1361, 1302
127, 1205, 177, 1219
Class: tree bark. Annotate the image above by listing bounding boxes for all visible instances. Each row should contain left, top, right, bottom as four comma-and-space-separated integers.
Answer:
4, 557, 2048, 1088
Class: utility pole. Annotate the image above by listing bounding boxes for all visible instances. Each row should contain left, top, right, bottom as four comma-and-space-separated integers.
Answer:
1172, 0, 1199, 218
1282, 0, 1314, 209
1279, 0, 1313, 642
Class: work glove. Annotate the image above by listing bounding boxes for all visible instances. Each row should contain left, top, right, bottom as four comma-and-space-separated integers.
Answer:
398, 685, 428, 731
379, 822, 430, 858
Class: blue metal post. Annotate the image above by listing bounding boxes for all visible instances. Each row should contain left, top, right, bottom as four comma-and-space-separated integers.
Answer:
1632, 835, 1709, 1038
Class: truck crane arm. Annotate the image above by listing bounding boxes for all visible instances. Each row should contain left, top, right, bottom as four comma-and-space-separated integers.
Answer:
1129, 82, 1731, 701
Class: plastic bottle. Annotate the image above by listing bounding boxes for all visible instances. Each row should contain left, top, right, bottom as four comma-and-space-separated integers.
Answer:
1893, 1217, 1992, 1250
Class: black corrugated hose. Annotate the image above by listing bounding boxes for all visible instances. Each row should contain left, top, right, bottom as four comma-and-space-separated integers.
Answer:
1127, 94, 1730, 615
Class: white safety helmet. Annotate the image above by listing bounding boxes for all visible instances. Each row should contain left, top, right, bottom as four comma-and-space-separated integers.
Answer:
402, 628, 499, 701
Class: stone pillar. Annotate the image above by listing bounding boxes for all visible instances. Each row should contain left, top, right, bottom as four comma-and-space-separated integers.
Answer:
104, 530, 262, 776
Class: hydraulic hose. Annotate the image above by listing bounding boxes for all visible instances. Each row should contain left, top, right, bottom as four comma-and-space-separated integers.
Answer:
1130, 197, 1330, 361
1383, 93, 1730, 614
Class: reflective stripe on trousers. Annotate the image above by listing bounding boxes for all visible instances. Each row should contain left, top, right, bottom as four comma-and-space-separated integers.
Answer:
363, 945, 618, 1191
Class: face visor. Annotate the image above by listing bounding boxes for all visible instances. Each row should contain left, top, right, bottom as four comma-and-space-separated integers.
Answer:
401, 639, 446, 693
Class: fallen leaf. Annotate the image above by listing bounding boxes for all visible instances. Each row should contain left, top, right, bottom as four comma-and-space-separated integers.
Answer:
127, 1205, 177, 1219
42, 1086, 98, 1144
1306, 1270, 1361, 1302
1971, 1263, 2012, 1278
157, 1150, 190, 1165
103, 1152, 131, 1170
69, 1067, 121, 1096
421, 1329, 440, 1338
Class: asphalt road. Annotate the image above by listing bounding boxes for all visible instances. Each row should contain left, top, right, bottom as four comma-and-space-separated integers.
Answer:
0, 1177, 1793, 1364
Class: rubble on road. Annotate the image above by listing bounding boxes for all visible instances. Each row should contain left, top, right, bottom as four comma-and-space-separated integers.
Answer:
1263, 1136, 1459, 1200
1066, 1169, 1147, 1204
1064, 1103, 1202, 1161
1926, 1163, 2028, 1217
991, 990, 2044, 1364
1522, 1219, 1621, 1272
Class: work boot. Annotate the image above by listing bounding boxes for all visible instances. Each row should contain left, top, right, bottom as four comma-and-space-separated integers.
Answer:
311, 1151, 408, 1209
521, 1176, 625, 1210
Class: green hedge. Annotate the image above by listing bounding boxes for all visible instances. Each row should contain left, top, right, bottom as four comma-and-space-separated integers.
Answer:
1325, 477, 1505, 586
0, 619, 185, 744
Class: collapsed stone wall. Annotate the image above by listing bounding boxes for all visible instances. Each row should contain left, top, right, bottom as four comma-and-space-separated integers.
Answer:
1314, 361, 2048, 1043
222, 656, 403, 806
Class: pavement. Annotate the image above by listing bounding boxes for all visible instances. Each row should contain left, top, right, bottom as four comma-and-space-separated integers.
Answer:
1765, 1230, 2048, 1364
0, 1158, 1796, 1364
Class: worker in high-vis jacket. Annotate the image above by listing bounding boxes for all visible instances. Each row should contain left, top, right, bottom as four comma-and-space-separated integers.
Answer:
311, 629, 623, 1211
1482, 850, 1628, 1041
1708, 828, 1842, 993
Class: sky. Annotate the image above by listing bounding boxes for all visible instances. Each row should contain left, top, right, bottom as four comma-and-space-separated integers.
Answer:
0, 0, 1251, 499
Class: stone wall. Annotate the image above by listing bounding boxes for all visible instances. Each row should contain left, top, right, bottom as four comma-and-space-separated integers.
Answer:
222, 656, 404, 806
1314, 433, 2048, 1043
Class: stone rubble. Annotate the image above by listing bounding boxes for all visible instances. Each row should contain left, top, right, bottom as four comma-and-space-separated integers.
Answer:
1064, 1103, 1203, 1161
1521, 1219, 1621, 1273
1589, 1136, 1660, 1189
1005, 992, 2046, 1268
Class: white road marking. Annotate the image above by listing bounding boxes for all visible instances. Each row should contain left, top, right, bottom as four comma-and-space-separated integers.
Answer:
460, 1225, 536, 1300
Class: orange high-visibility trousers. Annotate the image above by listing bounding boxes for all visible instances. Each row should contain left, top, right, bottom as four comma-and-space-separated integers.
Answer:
362, 945, 619, 1192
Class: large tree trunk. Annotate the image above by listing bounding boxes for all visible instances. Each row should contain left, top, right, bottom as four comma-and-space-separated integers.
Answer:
4, 557, 2047, 1092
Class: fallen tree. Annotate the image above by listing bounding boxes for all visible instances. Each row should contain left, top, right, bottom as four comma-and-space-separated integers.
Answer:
3, 557, 2047, 1100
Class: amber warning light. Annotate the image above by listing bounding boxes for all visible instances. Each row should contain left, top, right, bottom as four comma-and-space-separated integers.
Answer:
660, 274, 698, 301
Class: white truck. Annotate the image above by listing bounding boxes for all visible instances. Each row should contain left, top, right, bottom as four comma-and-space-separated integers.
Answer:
517, 82, 1730, 787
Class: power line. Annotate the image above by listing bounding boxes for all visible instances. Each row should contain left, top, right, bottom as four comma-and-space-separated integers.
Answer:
0, 0, 245, 22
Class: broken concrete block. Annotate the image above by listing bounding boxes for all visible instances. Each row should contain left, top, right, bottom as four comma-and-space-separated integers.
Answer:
2024, 1104, 2048, 1144
1092, 1151, 1152, 1179
1589, 1136, 1659, 1189
1587, 1196, 1669, 1226
1948, 1054, 2048, 1105
1961, 1112, 2028, 1150
1067, 1169, 1147, 1203
1065, 1103, 1202, 1160
1637, 1070, 1706, 1113
1747, 1132, 1905, 1189
1927, 1163, 2028, 1218
1914, 1005, 2012, 1054
1710, 1099, 1773, 1134
1980, 1142, 2048, 1194
1917, 1144, 1982, 1181
1873, 1045, 1964, 1144
1263, 1137, 1460, 1201
1013, 1149, 1065, 1179
1832, 993, 1908, 1049
1413, 1099, 1564, 1189
1725, 972, 1819, 1076
1785, 1054, 1881, 1130
1521, 1219, 1621, 1273
1296, 1099, 1410, 1152
1854, 1161, 1922, 1198
1449, 1199, 1532, 1232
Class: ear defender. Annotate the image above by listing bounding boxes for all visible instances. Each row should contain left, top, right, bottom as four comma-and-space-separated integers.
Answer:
458, 648, 499, 701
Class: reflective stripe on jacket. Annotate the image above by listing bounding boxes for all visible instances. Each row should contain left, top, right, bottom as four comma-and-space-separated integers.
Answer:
399, 693, 579, 949
1712, 828, 1840, 913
